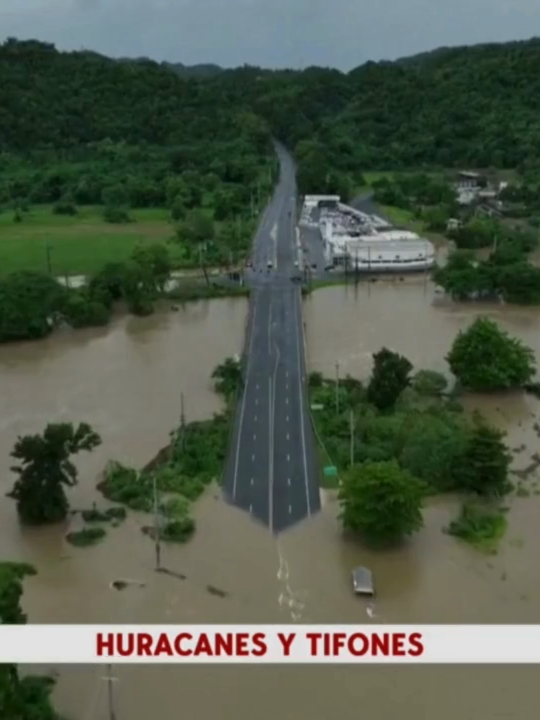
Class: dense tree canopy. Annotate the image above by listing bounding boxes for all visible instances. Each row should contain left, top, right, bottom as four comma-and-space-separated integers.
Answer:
367, 348, 413, 411
3, 37, 540, 206
0, 562, 58, 719
8, 422, 101, 524
447, 317, 536, 391
339, 460, 424, 546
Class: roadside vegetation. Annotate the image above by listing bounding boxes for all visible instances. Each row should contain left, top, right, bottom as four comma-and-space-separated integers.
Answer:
310, 318, 533, 551
4, 358, 241, 548
98, 356, 242, 543
0, 561, 60, 719
0, 241, 250, 344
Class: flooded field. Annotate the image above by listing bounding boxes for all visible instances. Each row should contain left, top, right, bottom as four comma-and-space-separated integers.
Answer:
1, 282, 540, 719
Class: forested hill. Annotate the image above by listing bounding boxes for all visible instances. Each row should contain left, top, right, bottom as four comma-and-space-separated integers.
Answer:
0, 39, 266, 151
2, 36, 540, 192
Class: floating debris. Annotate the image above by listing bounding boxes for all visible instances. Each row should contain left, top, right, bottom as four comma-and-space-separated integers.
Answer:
110, 579, 146, 591
156, 567, 186, 580
206, 585, 228, 598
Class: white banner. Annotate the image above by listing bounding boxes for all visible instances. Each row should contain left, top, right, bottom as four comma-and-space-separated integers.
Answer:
1, 625, 538, 664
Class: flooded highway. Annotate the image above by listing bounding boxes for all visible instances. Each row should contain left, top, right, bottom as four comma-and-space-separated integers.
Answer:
1, 282, 540, 719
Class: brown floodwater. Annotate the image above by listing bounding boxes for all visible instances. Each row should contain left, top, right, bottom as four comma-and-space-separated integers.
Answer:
1, 283, 540, 719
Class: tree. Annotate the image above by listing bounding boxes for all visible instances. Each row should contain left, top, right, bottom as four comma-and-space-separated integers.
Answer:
212, 357, 243, 399
0, 561, 58, 720
101, 184, 129, 208
339, 460, 424, 545
411, 369, 448, 397
0, 272, 68, 343
367, 347, 413, 411
8, 422, 102, 525
452, 419, 512, 496
131, 243, 171, 291
176, 210, 214, 245
447, 317, 536, 390
170, 195, 186, 221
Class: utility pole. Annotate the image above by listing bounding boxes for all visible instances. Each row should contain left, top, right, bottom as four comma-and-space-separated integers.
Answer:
349, 408, 355, 467
335, 362, 340, 414
152, 474, 161, 571
199, 243, 209, 286
45, 241, 52, 275
103, 664, 118, 720
179, 392, 186, 453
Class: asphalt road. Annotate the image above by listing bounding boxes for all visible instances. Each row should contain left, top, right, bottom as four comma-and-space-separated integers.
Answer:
222, 145, 321, 533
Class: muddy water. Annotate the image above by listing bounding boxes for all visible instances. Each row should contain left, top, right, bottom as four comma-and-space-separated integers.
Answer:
1, 284, 540, 719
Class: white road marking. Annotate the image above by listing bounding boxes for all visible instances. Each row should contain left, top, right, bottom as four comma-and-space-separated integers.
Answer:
287, 454, 290, 461
286, 398, 289, 404
252, 453, 255, 461
288, 505, 292, 514
255, 398, 258, 405
294, 288, 311, 516
250, 478, 254, 485
254, 415, 257, 421
286, 433, 290, 440
286, 415, 289, 421
232, 294, 259, 500
253, 434, 256, 440
256, 383, 259, 390
287, 478, 291, 486
249, 504, 253, 513
268, 377, 274, 533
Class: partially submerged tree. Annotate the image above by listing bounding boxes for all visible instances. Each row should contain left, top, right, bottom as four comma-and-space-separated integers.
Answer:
452, 417, 512, 496
447, 317, 536, 390
212, 357, 243, 399
367, 348, 413, 411
8, 422, 102, 525
339, 460, 424, 546
0, 561, 58, 720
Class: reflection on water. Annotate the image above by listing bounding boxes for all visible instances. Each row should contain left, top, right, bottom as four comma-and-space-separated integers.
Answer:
1, 285, 540, 719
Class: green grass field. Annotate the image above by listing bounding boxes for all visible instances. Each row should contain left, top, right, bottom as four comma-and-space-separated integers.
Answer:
0, 205, 185, 276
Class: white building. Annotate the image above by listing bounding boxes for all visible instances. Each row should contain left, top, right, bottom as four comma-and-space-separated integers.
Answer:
303, 194, 340, 209
317, 205, 435, 273
345, 239, 435, 272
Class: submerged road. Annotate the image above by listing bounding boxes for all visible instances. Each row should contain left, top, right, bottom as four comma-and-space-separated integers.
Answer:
222, 146, 321, 533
